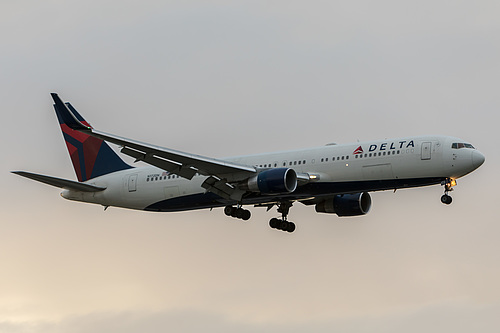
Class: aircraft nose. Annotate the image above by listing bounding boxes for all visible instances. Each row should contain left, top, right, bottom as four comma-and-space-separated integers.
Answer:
472, 150, 485, 169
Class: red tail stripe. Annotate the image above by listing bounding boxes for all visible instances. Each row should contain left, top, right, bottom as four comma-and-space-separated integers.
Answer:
61, 123, 90, 143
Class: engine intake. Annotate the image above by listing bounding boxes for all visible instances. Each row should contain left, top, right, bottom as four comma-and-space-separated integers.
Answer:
315, 192, 372, 217
245, 168, 297, 194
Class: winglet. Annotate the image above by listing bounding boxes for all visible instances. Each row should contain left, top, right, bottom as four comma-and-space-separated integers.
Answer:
51, 93, 92, 131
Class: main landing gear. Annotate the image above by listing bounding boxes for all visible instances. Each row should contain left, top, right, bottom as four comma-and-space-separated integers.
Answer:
441, 178, 456, 205
269, 201, 296, 233
224, 201, 296, 233
224, 205, 251, 221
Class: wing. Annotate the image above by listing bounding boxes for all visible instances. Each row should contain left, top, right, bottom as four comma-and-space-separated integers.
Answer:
51, 93, 257, 200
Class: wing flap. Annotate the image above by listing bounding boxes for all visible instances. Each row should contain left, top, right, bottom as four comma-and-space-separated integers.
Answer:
201, 176, 245, 201
12, 171, 106, 192
121, 146, 197, 179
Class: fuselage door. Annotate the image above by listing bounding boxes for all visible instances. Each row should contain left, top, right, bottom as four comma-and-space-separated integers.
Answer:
128, 174, 138, 192
421, 142, 431, 160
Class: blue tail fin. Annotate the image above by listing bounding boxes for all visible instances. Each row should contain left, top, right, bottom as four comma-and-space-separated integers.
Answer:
52, 93, 132, 182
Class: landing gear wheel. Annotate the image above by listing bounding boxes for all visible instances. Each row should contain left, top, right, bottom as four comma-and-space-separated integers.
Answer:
285, 222, 296, 233
224, 206, 233, 216
269, 218, 296, 233
235, 208, 245, 219
230, 207, 238, 217
269, 218, 280, 229
225, 206, 251, 221
241, 209, 251, 221
441, 194, 452, 205
279, 220, 290, 231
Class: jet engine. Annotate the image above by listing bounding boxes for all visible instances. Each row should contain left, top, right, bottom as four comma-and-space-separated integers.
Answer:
244, 168, 297, 194
315, 192, 372, 217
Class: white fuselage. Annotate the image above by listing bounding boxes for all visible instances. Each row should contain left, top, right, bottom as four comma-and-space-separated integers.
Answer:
61, 135, 484, 211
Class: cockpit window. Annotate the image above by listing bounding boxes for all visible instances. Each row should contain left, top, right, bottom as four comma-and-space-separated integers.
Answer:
452, 143, 475, 149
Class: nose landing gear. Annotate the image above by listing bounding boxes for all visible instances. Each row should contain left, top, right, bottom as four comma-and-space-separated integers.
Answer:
441, 178, 456, 205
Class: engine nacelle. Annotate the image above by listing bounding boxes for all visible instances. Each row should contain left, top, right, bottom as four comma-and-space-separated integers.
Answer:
245, 168, 297, 194
315, 192, 372, 217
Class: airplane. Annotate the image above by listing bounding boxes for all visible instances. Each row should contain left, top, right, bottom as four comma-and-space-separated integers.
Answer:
12, 93, 485, 233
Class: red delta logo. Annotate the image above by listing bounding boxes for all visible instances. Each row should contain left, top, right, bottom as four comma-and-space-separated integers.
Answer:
353, 146, 364, 154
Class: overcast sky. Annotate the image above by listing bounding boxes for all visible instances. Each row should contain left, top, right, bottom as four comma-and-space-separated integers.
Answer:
1, 1, 499, 332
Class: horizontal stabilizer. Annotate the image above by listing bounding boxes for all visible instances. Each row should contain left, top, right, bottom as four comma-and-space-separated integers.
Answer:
12, 171, 106, 192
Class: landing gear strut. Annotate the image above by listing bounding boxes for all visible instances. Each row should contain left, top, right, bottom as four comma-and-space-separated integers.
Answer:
269, 201, 296, 233
441, 178, 456, 205
224, 205, 251, 221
